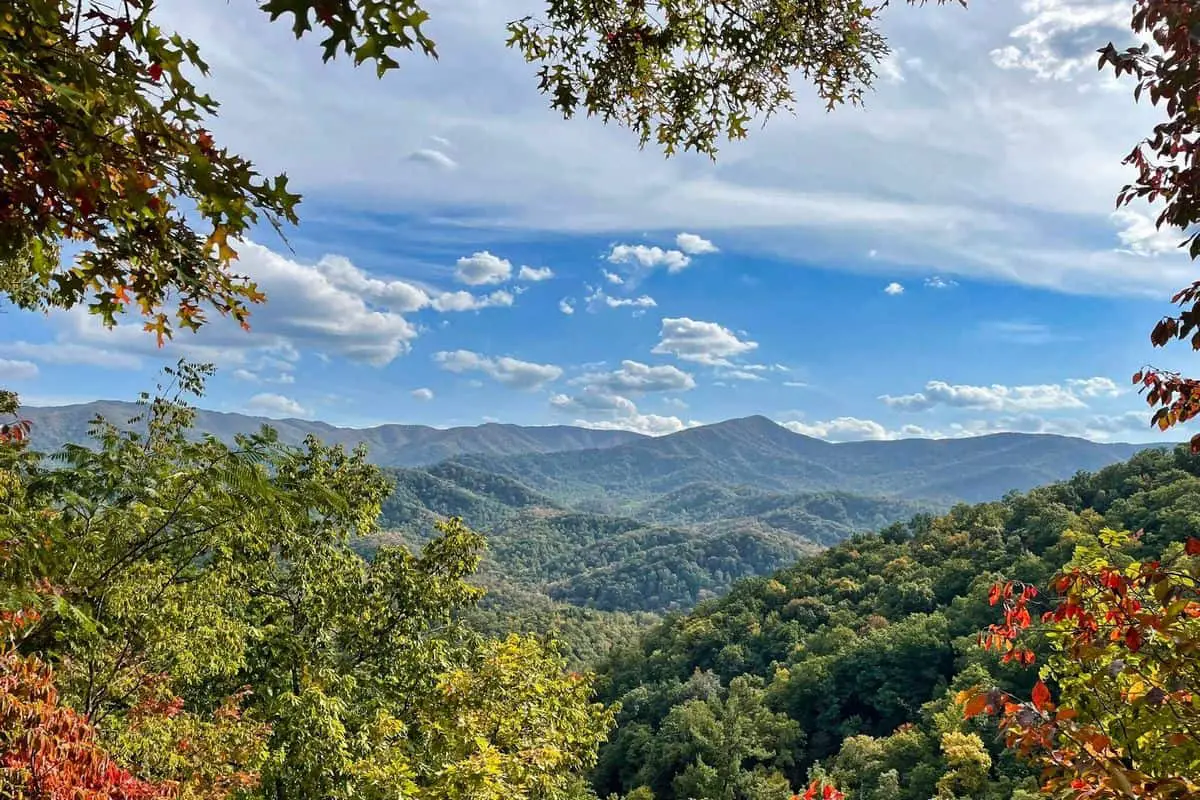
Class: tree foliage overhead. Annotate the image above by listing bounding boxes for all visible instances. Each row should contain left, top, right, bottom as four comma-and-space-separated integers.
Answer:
1, 0, 959, 344
1101, 2, 1200, 448
506, 0, 961, 158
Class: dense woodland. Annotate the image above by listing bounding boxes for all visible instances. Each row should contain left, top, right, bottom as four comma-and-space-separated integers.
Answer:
6, 0, 1200, 798
589, 446, 1200, 799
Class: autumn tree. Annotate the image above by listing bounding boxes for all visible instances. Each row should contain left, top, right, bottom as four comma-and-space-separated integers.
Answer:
1093, 2, 1200, 447
962, 527, 1200, 799
0, 0, 961, 344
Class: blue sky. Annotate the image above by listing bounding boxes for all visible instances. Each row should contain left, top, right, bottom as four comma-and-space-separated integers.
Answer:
0, 0, 1193, 442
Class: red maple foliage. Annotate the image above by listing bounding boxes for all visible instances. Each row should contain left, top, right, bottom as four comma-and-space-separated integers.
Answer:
0, 611, 178, 800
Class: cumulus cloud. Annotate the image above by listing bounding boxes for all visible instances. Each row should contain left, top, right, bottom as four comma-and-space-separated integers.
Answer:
607, 244, 691, 273
585, 287, 657, 313
0, 359, 38, 381
407, 148, 458, 170
558, 298, 576, 315
571, 360, 695, 394
454, 251, 512, 285
1112, 209, 1186, 257
550, 389, 693, 435
314, 255, 432, 312
652, 317, 759, 366
884, 282, 905, 295
518, 265, 554, 281
22, 242, 437, 369
433, 349, 563, 390
246, 393, 308, 418
924, 276, 957, 290
880, 377, 1120, 412
782, 417, 933, 442
430, 289, 514, 312
411, 387, 435, 401
602, 269, 624, 285
675, 232, 718, 255
1065, 377, 1122, 398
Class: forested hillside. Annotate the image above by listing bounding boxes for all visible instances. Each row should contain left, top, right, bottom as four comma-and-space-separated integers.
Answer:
588, 445, 1200, 799
369, 461, 936, 617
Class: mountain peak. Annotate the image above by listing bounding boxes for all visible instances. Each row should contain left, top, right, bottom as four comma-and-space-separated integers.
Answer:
702, 415, 786, 433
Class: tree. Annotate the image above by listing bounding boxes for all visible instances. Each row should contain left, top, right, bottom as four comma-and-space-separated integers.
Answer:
1, 0, 959, 344
1097, 3, 1200, 449
1, 361, 614, 799
962, 527, 1200, 799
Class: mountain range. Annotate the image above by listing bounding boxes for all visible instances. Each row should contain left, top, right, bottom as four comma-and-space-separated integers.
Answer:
19, 400, 1162, 624
19, 404, 1152, 506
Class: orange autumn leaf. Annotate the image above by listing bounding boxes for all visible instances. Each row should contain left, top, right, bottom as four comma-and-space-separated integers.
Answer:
962, 691, 989, 719
1031, 680, 1051, 712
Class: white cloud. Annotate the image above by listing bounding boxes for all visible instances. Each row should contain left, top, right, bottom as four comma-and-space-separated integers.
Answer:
4, 341, 142, 370
652, 317, 759, 366
558, 298, 575, 315
990, 0, 1131, 81
411, 387, 435, 401
7, 242, 432, 369
232, 368, 258, 382
675, 232, 718, 255
924, 276, 957, 290
884, 282, 905, 295
783, 381, 809, 388
433, 349, 563, 390
430, 289, 514, 311
550, 389, 693, 435
719, 369, 766, 382
782, 416, 933, 442
0, 359, 38, 381
585, 287, 657, 313
454, 251, 512, 285
880, 377, 1121, 412
314, 255, 431, 312
607, 244, 691, 274
1066, 376, 1122, 398
572, 360, 695, 394
246, 392, 308, 418
602, 269, 625, 285
1111, 209, 1186, 257
518, 265, 554, 281
408, 148, 457, 170
146, 0, 1193, 302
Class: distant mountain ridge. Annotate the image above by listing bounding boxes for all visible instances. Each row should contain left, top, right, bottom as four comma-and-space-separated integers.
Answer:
450, 415, 1158, 506
18, 400, 645, 466
20, 405, 1158, 505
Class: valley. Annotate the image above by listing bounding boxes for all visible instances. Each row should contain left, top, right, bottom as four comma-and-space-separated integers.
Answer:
23, 401, 1163, 667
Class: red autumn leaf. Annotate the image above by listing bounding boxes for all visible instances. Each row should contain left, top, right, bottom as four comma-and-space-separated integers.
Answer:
1124, 626, 1143, 652
1186, 537, 1200, 555
1031, 680, 1051, 711
147, 62, 162, 82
